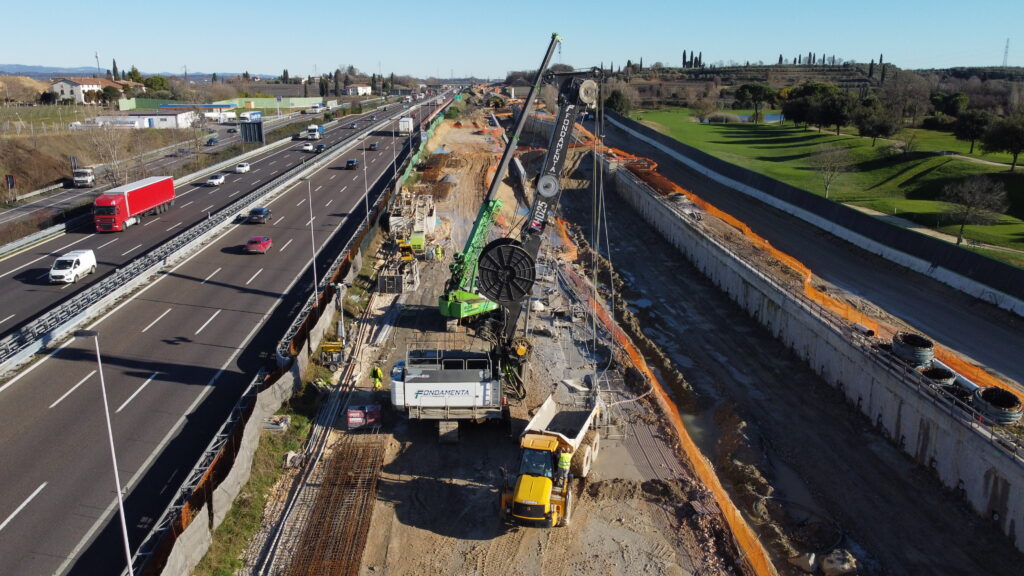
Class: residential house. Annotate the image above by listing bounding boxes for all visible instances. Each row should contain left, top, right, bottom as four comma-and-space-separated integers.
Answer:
50, 77, 124, 104
346, 84, 372, 96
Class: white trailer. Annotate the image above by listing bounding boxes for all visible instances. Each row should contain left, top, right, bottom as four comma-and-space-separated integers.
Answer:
391, 347, 507, 442
398, 116, 414, 135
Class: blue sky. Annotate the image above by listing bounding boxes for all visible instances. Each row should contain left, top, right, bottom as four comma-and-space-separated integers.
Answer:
2, 0, 1021, 78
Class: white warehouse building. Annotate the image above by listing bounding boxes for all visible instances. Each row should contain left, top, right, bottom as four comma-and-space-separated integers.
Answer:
92, 109, 198, 129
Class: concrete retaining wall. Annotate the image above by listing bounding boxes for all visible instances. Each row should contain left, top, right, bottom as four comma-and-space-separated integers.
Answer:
606, 160, 1024, 552
606, 115, 1024, 317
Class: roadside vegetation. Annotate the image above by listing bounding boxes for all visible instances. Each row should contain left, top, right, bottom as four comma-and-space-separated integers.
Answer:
630, 107, 1024, 256
193, 408, 312, 576
584, 59, 1024, 261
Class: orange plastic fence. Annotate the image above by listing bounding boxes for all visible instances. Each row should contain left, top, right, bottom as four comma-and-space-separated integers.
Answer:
616, 157, 881, 336
598, 138, 1020, 400
560, 239, 778, 576
553, 219, 578, 262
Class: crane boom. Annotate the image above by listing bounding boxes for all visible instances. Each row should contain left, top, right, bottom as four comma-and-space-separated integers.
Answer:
438, 33, 563, 319
477, 72, 598, 344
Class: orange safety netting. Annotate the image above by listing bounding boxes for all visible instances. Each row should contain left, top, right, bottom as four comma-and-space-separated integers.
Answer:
614, 153, 881, 336
559, 232, 778, 576
593, 128, 1020, 400
553, 219, 578, 262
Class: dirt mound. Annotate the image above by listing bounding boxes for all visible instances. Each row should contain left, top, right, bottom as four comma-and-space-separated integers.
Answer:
640, 478, 689, 504
0, 76, 49, 101
587, 478, 642, 501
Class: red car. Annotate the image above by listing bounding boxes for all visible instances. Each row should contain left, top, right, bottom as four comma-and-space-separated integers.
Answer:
245, 236, 272, 254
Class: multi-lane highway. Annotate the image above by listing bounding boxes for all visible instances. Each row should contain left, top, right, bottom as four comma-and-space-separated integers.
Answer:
0, 105, 394, 338
0, 99, 444, 575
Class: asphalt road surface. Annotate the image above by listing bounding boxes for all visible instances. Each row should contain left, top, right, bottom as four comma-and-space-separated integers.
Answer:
595, 119, 1024, 388
0, 98, 445, 575
0, 104, 406, 341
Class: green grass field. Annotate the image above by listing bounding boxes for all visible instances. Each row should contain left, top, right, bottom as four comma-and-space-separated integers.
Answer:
630, 108, 1024, 255
0, 104, 100, 132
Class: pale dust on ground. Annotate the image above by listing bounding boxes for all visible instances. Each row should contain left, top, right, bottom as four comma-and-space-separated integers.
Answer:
359, 110, 732, 576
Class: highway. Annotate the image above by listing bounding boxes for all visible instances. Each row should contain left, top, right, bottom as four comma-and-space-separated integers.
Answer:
0, 105, 393, 340
0, 99, 443, 575
0, 109, 305, 228
596, 119, 1024, 387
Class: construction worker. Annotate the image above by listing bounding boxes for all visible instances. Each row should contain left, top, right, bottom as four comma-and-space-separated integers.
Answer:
555, 447, 571, 485
371, 365, 384, 391
434, 244, 443, 261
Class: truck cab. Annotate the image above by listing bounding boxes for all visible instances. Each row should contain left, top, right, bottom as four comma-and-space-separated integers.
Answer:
72, 166, 96, 188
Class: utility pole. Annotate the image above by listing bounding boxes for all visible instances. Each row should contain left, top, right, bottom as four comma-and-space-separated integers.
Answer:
1004, 38, 1010, 68
94, 51, 101, 77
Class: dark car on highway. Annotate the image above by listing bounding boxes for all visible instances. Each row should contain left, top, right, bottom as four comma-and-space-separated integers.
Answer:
346, 158, 359, 170
247, 207, 273, 224
315, 143, 327, 153
369, 142, 379, 151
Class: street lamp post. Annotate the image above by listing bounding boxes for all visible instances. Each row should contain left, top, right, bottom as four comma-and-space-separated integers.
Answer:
362, 145, 370, 226
307, 181, 319, 309
73, 329, 134, 576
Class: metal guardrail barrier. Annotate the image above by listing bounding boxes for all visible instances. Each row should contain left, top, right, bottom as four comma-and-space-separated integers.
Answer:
0, 118, 380, 375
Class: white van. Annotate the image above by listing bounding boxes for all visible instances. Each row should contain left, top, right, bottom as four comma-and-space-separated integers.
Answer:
49, 249, 97, 284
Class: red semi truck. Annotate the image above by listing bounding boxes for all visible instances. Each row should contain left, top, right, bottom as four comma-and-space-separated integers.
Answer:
93, 176, 176, 232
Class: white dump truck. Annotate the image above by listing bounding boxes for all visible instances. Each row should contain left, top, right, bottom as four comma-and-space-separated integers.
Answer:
390, 346, 508, 442
500, 379, 604, 527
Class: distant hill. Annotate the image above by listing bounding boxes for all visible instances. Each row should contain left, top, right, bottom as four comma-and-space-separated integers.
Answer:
0, 75, 51, 101
0, 64, 277, 81
0, 64, 99, 79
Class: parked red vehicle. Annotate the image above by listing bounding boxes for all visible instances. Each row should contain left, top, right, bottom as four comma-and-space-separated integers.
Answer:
93, 176, 175, 232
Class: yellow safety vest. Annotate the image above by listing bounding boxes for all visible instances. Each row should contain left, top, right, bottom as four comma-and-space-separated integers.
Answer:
557, 451, 571, 470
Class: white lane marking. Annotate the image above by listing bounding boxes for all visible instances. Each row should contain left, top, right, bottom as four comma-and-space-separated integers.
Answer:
116, 371, 160, 413
57, 235, 94, 252
340, 186, 347, 192
166, 222, 182, 231
201, 204, 215, 212
143, 218, 160, 227
315, 185, 322, 192
245, 268, 263, 285
141, 308, 172, 333
207, 188, 217, 195
0, 254, 49, 278
252, 168, 261, 173
325, 199, 333, 207
279, 238, 293, 252
271, 170, 278, 175
252, 179, 261, 185
269, 160, 277, 165
228, 190, 241, 197
273, 217, 284, 226
121, 244, 142, 256
97, 238, 119, 250
0, 313, 14, 324
0, 231, 92, 276
179, 201, 194, 209
201, 267, 221, 284
329, 174, 336, 180
58, 291, 279, 573
305, 216, 315, 226
296, 198, 305, 206
49, 370, 96, 408
195, 309, 221, 335
0, 483, 47, 533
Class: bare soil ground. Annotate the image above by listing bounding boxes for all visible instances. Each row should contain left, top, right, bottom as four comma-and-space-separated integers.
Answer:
356, 112, 741, 576
554, 150, 1024, 575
